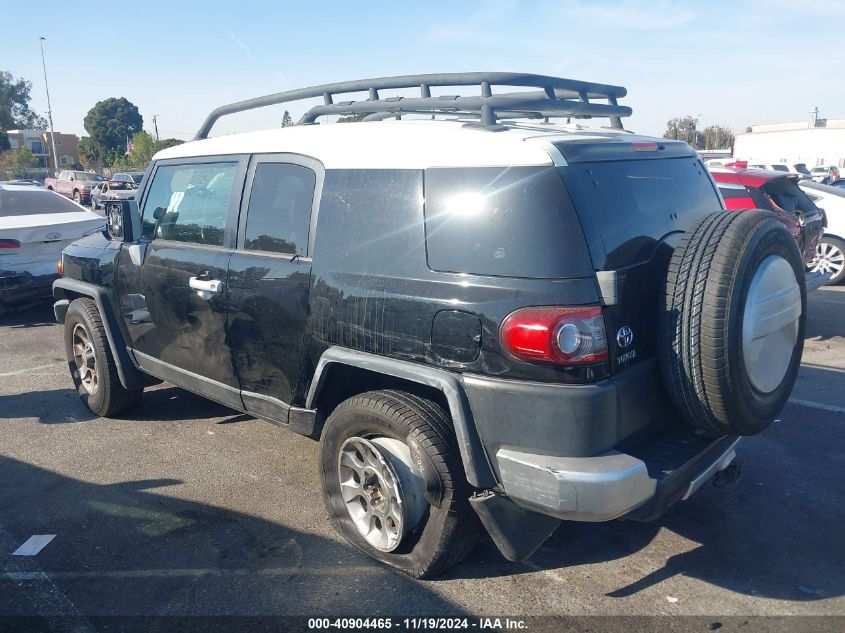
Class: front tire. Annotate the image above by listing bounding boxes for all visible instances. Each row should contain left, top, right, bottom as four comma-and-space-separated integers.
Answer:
320, 390, 479, 578
64, 298, 142, 417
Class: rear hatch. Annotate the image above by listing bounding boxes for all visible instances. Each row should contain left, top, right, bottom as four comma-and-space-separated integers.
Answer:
756, 176, 825, 263
0, 188, 105, 277
553, 139, 723, 374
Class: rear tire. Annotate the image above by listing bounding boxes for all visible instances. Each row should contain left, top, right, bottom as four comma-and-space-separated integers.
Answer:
73, 190, 81, 205
659, 210, 806, 436
64, 298, 142, 417
320, 390, 479, 578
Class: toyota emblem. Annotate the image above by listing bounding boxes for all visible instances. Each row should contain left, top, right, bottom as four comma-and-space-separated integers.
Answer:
616, 326, 634, 349
46, 231, 61, 240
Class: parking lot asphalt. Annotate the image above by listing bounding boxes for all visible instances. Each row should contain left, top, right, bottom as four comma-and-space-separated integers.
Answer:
0, 287, 843, 624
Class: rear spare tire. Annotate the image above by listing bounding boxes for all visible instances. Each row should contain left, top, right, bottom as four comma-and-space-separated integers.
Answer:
659, 210, 806, 436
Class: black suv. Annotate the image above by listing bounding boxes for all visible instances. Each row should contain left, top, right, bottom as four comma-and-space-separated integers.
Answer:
53, 73, 806, 578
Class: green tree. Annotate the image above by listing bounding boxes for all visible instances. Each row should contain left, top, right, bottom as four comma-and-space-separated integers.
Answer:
0, 147, 37, 178
127, 130, 157, 166
78, 136, 104, 171
157, 138, 183, 151
0, 71, 47, 131
281, 110, 293, 127
0, 132, 9, 151
83, 97, 143, 160
663, 115, 700, 147
699, 124, 734, 150
337, 113, 366, 123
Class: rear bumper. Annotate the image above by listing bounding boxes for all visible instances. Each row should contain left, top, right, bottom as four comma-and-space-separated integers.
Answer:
0, 270, 58, 307
496, 434, 739, 522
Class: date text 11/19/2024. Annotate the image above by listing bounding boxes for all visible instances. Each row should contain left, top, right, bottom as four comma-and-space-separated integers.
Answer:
307, 617, 528, 630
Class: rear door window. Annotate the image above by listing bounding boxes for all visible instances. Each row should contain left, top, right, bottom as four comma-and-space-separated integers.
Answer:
242, 162, 316, 256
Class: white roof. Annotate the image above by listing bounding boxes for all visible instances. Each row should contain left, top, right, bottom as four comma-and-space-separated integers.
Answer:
153, 119, 636, 169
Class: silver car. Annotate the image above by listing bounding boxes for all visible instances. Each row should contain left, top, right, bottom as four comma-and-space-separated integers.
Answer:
90, 180, 137, 210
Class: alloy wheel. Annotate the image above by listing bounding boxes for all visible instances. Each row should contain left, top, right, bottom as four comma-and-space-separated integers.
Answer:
72, 323, 98, 395
810, 241, 844, 279
337, 435, 427, 552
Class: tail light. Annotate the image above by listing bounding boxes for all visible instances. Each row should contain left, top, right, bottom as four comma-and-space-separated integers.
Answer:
57, 257, 64, 276
500, 306, 608, 366
0, 239, 21, 249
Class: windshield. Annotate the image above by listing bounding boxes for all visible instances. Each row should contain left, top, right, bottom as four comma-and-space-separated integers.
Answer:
75, 171, 106, 181
131, 173, 143, 183
812, 167, 828, 173
770, 165, 789, 172
0, 189, 86, 216
794, 163, 811, 174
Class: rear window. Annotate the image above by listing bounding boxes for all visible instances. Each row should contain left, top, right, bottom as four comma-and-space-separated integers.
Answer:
424, 166, 593, 278
762, 179, 819, 215
770, 164, 789, 172
794, 163, 811, 175
0, 189, 84, 216
558, 157, 722, 269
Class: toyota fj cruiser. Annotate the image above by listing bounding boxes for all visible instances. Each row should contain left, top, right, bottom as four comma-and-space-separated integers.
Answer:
53, 73, 806, 578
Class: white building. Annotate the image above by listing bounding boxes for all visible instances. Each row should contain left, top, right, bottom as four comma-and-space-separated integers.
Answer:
733, 110, 845, 170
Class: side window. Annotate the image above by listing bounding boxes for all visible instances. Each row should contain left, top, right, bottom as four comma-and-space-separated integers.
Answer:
244, 162, 315, 255
141, 162, 237, 246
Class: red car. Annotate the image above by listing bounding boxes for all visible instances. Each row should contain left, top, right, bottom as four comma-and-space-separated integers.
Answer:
710, 165, 826, 266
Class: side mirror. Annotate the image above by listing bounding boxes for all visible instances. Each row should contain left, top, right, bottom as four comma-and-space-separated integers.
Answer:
105, 200, 137, 242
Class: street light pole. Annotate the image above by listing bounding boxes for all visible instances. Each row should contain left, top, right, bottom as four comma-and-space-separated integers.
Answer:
152, 114, 160, 142
39, 37, 59, 177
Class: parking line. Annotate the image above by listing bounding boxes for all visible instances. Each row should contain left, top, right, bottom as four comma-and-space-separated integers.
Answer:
12, 534, 55, 556
0, 523, 95, 632
0, 363, 62, 377
787, 398, 845, 415
6, 565, 380, 581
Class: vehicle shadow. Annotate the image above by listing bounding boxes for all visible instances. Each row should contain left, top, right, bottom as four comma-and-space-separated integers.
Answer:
452, 401, 844, 602
0, 301, 56, 329
805, 287, 845, 342
0, 385, 250, 426
0, 455, 468, 619
120, 386, 252, 425
0, 388, 98, 424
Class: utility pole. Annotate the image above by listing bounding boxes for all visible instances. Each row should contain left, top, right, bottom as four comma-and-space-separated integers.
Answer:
152, 115, 159, 142
39, 37, 59, 178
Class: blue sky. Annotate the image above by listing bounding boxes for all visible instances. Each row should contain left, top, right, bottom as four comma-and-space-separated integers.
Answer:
3, 0, 843, 140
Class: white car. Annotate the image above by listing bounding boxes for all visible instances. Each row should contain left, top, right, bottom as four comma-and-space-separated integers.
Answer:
800, 181, 845, 284
0, 184, 105, 315
810, 165, 840, 184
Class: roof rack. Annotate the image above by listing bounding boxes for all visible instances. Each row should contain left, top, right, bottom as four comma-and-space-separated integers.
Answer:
194, 72, 631, 139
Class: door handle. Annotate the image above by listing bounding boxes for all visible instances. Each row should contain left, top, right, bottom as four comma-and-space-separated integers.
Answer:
189, 276, 225, 300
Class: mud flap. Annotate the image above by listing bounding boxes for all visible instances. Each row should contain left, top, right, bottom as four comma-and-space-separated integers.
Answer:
469, 490, 560, 562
